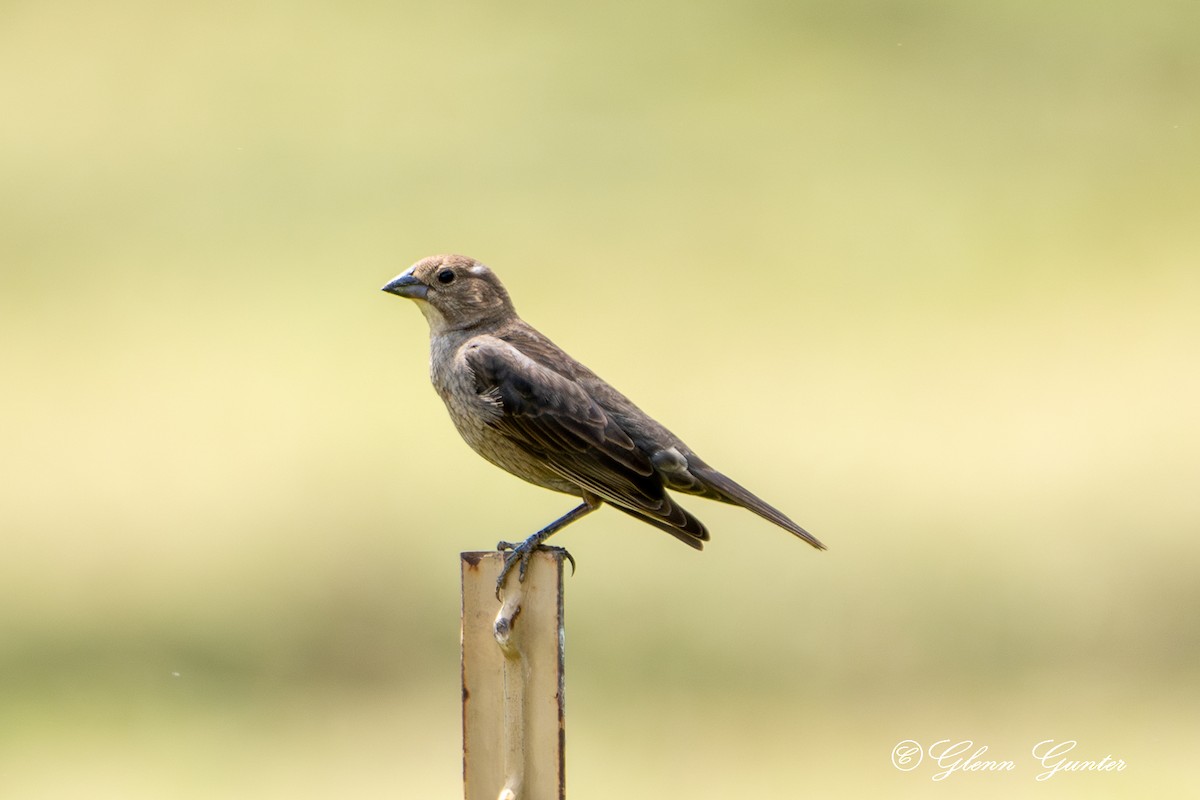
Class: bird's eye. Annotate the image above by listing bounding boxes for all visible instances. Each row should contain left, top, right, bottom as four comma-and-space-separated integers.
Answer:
437, 269, 456, 284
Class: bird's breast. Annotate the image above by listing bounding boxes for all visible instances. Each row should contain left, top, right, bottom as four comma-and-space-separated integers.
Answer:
428, 336, 578, 496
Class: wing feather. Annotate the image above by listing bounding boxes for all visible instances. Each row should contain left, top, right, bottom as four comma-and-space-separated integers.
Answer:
462, 336, 708, 543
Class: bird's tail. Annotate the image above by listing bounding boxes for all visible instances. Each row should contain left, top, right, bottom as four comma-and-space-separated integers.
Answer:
606, 498, 710, 550
692, 467, 826, 550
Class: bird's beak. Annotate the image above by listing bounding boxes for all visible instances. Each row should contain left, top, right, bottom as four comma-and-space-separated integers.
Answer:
381, 270, 428, 300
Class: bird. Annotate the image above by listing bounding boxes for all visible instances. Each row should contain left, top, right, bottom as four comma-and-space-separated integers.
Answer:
382, 254, 825, 593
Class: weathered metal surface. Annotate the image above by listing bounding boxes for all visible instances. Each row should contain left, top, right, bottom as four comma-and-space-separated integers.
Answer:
462, 551, 565, 800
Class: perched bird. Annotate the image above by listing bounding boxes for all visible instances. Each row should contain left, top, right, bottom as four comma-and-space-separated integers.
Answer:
382, 254, 824, 592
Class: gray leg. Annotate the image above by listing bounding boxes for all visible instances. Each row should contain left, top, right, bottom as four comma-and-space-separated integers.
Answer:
496, 493, 601, 596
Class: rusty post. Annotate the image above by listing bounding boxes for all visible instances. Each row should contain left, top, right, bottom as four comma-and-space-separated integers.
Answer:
461, 550, 566, 800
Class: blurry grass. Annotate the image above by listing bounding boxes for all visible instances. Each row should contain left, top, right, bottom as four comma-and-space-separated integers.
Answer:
2, 0, 1200, 797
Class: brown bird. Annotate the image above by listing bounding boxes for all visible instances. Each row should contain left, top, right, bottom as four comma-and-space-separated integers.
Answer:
382, 254, 824, 592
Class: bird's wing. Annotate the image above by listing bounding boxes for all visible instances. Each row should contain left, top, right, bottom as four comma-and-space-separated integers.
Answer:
461, 335, 708, 545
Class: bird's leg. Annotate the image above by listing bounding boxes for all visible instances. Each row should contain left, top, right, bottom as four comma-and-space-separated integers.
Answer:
496, 494, 600, 596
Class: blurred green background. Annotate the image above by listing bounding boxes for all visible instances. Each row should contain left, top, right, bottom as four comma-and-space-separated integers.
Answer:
3, 0, 1198, 797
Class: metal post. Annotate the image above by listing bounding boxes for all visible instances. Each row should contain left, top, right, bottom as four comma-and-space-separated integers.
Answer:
461, 551, 565, 800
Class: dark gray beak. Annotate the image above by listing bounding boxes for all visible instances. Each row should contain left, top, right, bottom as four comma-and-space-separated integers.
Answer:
381, 271, 428, 300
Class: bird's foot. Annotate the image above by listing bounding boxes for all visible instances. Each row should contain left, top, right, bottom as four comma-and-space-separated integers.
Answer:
495, 539, 576, 598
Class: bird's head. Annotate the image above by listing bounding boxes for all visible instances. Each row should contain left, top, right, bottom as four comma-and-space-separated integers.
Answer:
382, 254, 516, 332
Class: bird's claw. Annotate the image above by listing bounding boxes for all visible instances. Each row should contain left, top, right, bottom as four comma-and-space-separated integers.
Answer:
495, 540, 576, 598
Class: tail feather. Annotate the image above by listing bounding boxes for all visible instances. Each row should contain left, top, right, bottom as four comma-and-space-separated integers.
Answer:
692, 466, 826, 550
606, 498, 709, 550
